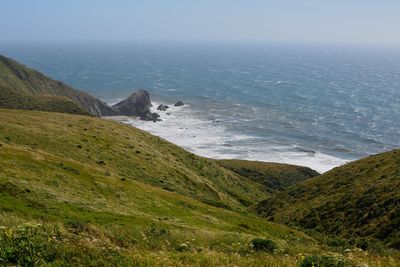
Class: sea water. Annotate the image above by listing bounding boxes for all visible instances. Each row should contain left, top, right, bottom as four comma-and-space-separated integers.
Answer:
2, 42, 399, 173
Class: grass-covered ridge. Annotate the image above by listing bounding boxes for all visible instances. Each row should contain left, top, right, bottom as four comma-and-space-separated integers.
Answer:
0, 86, 89, 115
0, 55, 113, 116
257, 150, 400, 249
0, 109, 267, 210
217, 159, 319, 192
0, 109, 311, 266
1, 109, 398, 266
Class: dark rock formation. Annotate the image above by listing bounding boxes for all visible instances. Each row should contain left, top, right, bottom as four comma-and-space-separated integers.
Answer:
112, 90, 152, 117
0, 55, 163, 120
174, 101, 184, 107
111, 90, 161, 121
157, 104, 169, 111
140, 110, 161, 122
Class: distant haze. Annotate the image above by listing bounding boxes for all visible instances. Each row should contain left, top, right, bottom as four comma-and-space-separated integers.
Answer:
1, 0, 400, 46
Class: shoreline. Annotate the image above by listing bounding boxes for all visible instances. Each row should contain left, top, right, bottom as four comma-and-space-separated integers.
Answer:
105, 100, 349, 173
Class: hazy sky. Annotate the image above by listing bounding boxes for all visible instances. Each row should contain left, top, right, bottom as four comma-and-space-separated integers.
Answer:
1, 0, 400, 45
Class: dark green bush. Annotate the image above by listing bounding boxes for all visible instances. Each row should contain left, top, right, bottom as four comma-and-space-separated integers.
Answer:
250, 238, 277, 252
0, 223, 130, 266
0, 224, 62, 266
66, 219, 87, 233
326, 236, 349, 248
349, 237, 387, 254
352, 238, 370, 251
142, 224, 175, 250
300, 255, 348, 267
175, 243, 190, 252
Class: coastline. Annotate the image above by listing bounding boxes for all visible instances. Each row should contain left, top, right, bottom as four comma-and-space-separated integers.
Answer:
106, 100, 349, 173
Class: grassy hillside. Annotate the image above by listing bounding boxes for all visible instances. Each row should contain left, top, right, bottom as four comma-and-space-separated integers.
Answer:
0, 109, 267, 210
217, 159, 319, 192
0, 109, 312, 266
0, 85, 89, 115
0, 55, 113, 116
1, 109, 398, 266
257, 150, 400, 249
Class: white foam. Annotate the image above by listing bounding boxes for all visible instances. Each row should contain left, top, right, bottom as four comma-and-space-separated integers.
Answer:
110, 101, 349, 174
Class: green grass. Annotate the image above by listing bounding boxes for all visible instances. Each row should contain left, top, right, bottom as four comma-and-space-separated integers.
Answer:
257, 150, 400, 249
0, 86, 89, 115
0, 109, 399, 266
0, 55, 80, 96
216, 159, 319, 192
0, 109, 268, 209
0, 55, 112, 116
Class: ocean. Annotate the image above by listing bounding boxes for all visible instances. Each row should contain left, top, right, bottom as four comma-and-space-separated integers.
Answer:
1, 42, 400, 173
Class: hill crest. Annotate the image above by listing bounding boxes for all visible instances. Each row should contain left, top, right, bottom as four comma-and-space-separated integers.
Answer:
256, 149, 400, 248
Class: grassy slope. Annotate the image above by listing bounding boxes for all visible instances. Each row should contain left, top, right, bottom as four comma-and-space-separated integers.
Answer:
0, 55, 114, 116
217, 159, 319, 192
257, 150, 400, 248
0, 86, 89, 115
0, 55, 83, 96
0, 56, 89, 115
0, 109, 267, 210
0, 109, 310, 266
0, 109, 398, 266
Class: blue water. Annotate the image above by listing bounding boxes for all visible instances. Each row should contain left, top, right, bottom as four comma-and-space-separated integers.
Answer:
1, 42, 400, 172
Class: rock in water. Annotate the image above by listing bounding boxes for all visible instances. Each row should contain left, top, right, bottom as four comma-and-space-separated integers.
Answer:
174, 101, 184, 107
157, 104, 169, 111
140, 110, 161, 122
112, 90, 152, 117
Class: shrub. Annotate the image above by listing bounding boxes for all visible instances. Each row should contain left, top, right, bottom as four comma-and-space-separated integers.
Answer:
176, 242, 190, 252
250, 238, 277, 252
142, 224, 174, 250
0, 223, 131, 266
300, 255, 348, 267
326, 237, 349, 248
0, 223, 62, 266
350, 237, 387, 254
66, 220, 87, 233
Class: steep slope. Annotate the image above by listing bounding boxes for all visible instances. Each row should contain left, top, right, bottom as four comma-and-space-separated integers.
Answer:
0, 109, 398, 265
0, 85, 89, 115
217, 159, 319, 192
0, 109, 267, 210
256, 150, 400, 248
0, 109, 317, 266
0, 55, 115, 116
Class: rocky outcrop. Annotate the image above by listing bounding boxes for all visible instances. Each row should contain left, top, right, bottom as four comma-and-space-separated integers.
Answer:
174, 101, 184, 107
73, 88, 161, 119
72, 89, 161, 118
157, 104, 169, 111
140, 110, 161, 122
112, 90, 153, 117
0, 55, 167, 120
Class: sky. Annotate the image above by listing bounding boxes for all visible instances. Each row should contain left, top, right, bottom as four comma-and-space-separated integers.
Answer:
1, 0, 400, 45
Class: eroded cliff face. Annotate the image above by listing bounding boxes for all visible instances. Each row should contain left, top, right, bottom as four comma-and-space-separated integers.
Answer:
112, 90, 152, 116
71, 92, 116, 117
0, 55, 158, 118
0, 55, 114, 116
